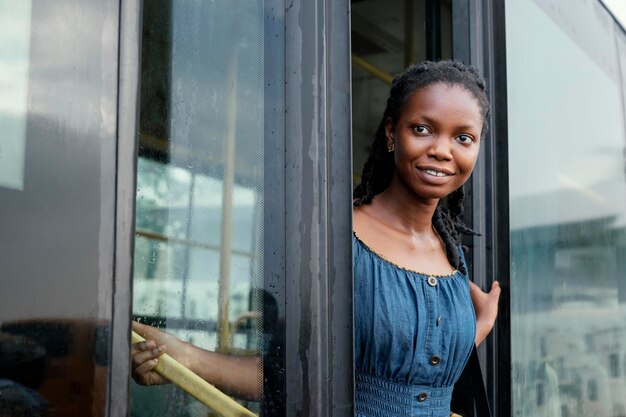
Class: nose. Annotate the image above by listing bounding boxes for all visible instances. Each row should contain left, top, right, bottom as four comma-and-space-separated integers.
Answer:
427, 135, 452, 161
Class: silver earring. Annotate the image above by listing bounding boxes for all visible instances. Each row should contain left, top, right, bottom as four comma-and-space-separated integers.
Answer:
387, 142, 395, 152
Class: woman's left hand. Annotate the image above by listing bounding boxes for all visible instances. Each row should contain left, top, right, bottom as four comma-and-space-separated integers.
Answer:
469, 281, 501, 346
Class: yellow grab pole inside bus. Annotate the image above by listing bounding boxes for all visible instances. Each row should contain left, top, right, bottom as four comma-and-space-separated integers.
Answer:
351, 53, 394, 85
131, 331, 257, 417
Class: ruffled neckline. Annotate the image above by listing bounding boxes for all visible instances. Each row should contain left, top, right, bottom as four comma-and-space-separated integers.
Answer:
353, 232, 459, 278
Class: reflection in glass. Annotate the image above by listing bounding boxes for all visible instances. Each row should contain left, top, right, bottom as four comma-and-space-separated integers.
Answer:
506, 0, 626, 416
131, 1, 266, 415
0, 1, 119, 416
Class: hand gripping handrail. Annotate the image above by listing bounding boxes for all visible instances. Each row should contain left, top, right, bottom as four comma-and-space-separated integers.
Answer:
131, 331, 258, 417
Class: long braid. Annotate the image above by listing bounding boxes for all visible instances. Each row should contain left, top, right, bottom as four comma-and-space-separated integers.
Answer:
432, 206, 461, 272
434, 186, 480, 274
446, 185, 477, 237
354, 60, 489, 272
353, 127, 392, 206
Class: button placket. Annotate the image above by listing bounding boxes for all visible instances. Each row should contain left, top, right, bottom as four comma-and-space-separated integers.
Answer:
425, 275, 444, 373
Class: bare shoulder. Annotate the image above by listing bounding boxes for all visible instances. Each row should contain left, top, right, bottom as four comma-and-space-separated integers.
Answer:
352, 203, 373, 235
352, 202, 391, 246
352, 204, 368, 232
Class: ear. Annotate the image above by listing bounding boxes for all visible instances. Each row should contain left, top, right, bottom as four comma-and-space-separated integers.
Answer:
384, 117, 395, 148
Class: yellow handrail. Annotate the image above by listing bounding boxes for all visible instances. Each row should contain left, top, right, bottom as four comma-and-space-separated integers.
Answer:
131, 331, 257, 417
351, 53, 394, 84
226, 312, 261, 356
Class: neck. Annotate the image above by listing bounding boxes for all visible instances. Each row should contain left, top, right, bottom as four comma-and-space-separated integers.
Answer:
373, 175, 439, 235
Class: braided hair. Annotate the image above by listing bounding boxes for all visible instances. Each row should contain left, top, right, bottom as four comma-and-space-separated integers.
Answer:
353, 60, 490, 274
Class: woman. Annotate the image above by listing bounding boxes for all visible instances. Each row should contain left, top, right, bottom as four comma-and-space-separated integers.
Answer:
132, 60, 500, 416
351, 60, 500, 416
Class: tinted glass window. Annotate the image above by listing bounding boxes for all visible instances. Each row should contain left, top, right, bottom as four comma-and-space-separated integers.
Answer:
0, 1, 119, 416
130, 1, 282, 416
506, 0, 626, 415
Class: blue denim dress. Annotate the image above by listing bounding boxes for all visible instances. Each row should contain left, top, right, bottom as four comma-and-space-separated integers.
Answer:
353, 233, 476, 417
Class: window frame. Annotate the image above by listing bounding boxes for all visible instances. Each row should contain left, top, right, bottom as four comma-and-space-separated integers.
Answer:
110, 0, 142, 415
452, 0, 511, 416
283, 0, 354, 415
112, 0, 355, 416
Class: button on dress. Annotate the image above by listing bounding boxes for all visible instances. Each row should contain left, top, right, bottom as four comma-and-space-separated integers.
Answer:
353, 234, 476, 417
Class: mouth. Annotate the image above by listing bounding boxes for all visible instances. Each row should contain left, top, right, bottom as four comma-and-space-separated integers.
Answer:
417, 167, 454, 177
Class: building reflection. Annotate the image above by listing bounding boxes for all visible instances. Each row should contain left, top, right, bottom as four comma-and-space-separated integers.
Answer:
511, 218, 626, 417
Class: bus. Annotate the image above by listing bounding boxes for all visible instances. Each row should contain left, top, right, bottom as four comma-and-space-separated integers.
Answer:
2, 0, 626, 416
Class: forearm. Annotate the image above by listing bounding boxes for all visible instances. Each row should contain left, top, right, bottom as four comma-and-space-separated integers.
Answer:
132, 321, 261, 401
475, 318, 495, 346
185, 344, 261, 401
469, 281, 501, 347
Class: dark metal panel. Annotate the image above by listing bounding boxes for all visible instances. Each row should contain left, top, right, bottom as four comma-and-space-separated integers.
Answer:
466, 0, 487, 294
263, 0, 287, 414
284, 0, 353, 415
452, 3, 508, 417
469, 0, 484, 69
109, 1, 142, 416
451, 0, 475, 286
284, 0, 326, 412
283, 1, 327, 412
452, 0, 471, 64
482, 2, 511, 416
453, 0, 511, 415
466, 0, 488, 304
467, 0, 512, 416
327, 0, 354, 415
426, 0, 442, 60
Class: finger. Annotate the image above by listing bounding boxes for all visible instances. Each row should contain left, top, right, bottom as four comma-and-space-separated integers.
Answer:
490, 282, 502, 298
132, 321, 158, 338
133, 358, 159, 383
131, 340, 156, 355
133, 321, 166, 343
131, 345, 166, 368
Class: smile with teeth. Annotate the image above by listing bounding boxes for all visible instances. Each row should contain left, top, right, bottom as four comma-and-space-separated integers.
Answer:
420, 168, 451, 177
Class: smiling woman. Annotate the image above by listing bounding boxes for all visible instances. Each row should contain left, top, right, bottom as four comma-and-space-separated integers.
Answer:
352, 61, 499, 417
384, 83, 482, 203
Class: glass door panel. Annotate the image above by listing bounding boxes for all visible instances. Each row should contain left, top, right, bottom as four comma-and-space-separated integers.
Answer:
505, 1, 626, 416
131, 1, 278, 415
0, 1, 120, 416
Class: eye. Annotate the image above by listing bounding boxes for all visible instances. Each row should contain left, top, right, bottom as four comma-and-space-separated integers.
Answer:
412, 125, 430, 134
456, 134, 474, 144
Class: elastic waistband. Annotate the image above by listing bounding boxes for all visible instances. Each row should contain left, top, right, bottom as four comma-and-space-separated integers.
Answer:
355, 372, 453, 417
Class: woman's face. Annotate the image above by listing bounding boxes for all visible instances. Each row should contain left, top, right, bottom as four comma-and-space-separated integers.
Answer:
385, 82, 483, 201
